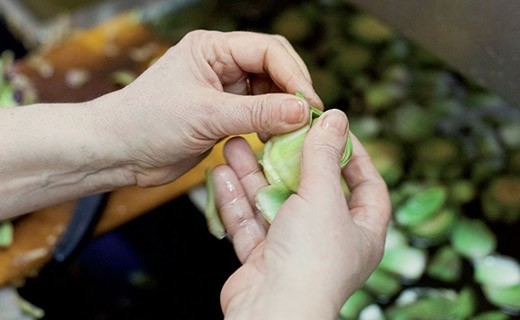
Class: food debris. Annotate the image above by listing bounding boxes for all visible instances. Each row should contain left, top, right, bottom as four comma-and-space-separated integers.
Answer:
128, 42, 160, 62
13, 247, 50, 266
110, 70, 136, 87
64, 68, 90, 88
0, 221, 14, 248
0, 286, 45, 319
27, 56, 54, 79
117, 205, 128, 215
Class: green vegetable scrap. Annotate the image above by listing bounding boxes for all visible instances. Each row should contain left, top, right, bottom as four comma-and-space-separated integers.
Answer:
110, 70, 137, 87
450, 217, 497, 261
364, 267, 402, 299
363, 139, 404, 187
470, 310, 511, 320
499, 122, 520, 149
411, 137, 463, 180
339, 289, 374, 320
391, 102, 435, 143
270, 8, 311, 43
0, 221, 14, 248
359, 304, 386, 320
408, 207, 458, 246
0, 50, 37, 108
364, 81, 406, 113
348, 115, 381, 141
449, 179, 477, 205
482, 284, 520, 312
395, 185, 447, 228
386, 287, 476, 320
482, 176, 520, 224
473, 254, 520, 312
378, 243, 427, 282
255, 185, 292, 224
426, 246, 462, 283
474, 255, 520, 288
0, 286, 45, 319
330, 42, 373, 76
203, 168, 226, 240
0, 52, 38, 250
348, 12, 395, 43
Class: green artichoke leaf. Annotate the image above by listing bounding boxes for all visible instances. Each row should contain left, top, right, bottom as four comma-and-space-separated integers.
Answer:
256, 185, 293, 223
203, 168, 226, 240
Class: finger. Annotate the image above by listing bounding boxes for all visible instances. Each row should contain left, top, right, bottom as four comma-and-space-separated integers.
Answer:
208, 91, 310, 137
214, 31, 321, 108
212, 164, 266, 263
222, 73, 250, 95
272, 35, 312, 81
246, 35, 320, 105
249, 73, 283, 95
298, 109, 349, 201
257, 132, 271, 143
223, 137, 270, 229
342, 134, 392, 235
223, 137, 268, 206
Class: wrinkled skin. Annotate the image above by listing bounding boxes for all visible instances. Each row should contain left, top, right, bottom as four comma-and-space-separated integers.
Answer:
1, 29, 391, 319
114, 30, 323, 187
212, 110, 392, 319
1, 30, 320, 218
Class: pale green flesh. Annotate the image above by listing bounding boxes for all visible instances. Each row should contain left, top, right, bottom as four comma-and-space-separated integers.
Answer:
256, 185, 293, 223
0, 221, 14, 248
482, 284, 520, 311
379, 245, 427, 281
255, 92, 353, 222
260, 139, 285, 187
203, 92, 353, 236
339, 289, 374, 320
266, 125, 308, 192
474, 255, 520, 288
450, 217, 497, 260
203, 169, 226, 239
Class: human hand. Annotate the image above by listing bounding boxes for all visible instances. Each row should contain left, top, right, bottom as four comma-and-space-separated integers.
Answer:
96, 30, 321, 187
211, 110, 391, 319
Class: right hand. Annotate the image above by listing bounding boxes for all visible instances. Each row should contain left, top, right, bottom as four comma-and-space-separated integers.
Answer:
212, 109, 392, 319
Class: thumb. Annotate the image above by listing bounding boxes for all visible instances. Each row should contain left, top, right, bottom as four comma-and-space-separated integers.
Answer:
209, 93, 310, 137
298, 109, 349, 197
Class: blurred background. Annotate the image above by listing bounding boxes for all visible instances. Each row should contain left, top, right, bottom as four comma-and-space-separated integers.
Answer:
1, 0, 520, 319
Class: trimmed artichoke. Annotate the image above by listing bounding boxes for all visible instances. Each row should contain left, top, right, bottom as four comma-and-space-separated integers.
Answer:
204, 92, 353, 238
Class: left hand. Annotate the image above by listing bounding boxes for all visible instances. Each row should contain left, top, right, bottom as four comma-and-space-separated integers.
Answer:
97, 30, 322, 187
0, 30, 322, 219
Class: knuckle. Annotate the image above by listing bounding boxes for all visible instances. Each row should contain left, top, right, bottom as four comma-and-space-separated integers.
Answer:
184, 29, 204, 39
249, 99, 271, 132
310, 140, 342, 162
266, 34, 289, 53
272, 34, 290, 45
179, 30, 214, 48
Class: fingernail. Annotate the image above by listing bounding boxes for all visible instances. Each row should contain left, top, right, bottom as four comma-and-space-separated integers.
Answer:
281, 98, 307, 124
321, 110, 348, 136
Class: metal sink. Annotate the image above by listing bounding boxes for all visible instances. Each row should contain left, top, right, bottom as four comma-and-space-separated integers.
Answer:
347, 0, 520, 107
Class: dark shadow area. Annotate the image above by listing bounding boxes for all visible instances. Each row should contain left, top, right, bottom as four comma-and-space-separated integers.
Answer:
0, 18, 27, 58
19, 195, 240, 320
